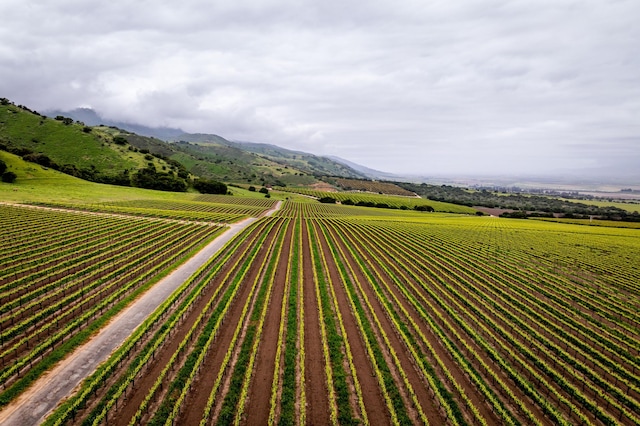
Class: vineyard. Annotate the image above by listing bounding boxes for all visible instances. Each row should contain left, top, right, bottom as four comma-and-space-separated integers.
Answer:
279, 187, 478, 214
30, 200, 640, 425
0, 203, 227, 409
330, 178, 417, 197
27, 195, 277, 223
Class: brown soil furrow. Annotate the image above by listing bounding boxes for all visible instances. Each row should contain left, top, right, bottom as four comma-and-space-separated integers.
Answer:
301, 219, 330, 425
178, 218, 284, 425
243, 219, 293, 424
325, 223, 441, 425
311, 221, 390, 426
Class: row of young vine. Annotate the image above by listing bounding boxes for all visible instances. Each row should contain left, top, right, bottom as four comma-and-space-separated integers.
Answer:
0, 204, 223, 408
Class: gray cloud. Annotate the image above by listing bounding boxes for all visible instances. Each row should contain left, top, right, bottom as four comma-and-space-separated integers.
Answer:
1, 0, 638, 180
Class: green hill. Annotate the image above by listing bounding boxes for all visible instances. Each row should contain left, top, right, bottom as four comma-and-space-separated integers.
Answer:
0, 100, 185, 188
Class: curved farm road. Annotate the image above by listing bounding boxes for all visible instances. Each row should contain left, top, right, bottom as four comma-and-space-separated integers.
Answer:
0, 201, 282, 426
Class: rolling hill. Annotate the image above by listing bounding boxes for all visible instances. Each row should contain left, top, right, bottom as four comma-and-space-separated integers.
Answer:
44, 107, 371, 183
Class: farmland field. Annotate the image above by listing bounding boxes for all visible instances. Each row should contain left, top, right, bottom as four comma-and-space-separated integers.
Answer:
277, 187, 478, 214
32, 200, 640, 426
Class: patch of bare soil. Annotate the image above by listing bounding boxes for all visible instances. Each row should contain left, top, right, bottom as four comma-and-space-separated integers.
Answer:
311, 221, 391, 425
243, 221, 293, 424
301, 220, 330, 425
176, 220, 284, 425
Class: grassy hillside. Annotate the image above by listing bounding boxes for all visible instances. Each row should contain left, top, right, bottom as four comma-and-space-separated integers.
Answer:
0, 150, 178, 203
1, 99, 370, 190
0, 150, 284, 205
0, 101, 180, 181
174, 134, 367, 180
169, 140, 319, 186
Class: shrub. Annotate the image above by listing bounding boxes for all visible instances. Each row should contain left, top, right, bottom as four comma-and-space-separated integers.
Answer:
2, 171, 17, 183
319, 196, 337, 204
193, 179, 227, 195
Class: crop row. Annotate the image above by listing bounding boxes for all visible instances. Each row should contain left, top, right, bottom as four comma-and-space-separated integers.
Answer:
37, 200, 640, 425
322, 212, 640, 425
0, 204, 223, 408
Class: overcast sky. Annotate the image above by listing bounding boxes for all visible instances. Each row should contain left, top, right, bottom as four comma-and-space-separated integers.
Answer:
1, 0, 638, 179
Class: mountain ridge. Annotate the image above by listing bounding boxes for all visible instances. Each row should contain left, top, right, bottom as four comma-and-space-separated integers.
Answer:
45, 107, 377, 181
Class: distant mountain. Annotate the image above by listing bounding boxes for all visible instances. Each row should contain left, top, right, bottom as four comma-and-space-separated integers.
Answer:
175, 134, 368, 180
44, 108, 371, 181
325, 155, 399, 180
44, 108, 186, 140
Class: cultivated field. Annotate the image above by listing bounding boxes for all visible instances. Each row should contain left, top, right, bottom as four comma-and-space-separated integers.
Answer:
32, 200, 640, 426
278, 187, 477, 214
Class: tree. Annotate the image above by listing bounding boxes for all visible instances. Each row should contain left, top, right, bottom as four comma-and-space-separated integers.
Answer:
319, 196, 337, 204
2, 171, 17, 183
0, 159, 6, 175
259, 187, 269, 194
113, 136, 127, 145
193, 179, 227, 194
132, 167, 187, 192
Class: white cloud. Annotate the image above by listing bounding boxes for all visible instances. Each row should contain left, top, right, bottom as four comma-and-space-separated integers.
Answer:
1, 0, 638, 179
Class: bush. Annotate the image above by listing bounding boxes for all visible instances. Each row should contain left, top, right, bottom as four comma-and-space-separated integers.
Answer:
0, 159, 6, 175
319, 196, 337, 204
259, 187, 269, 194
2, 171, 17, 183
132, 167, 187, 192
248, 186, 256, 192
500, 211, 528, 219
22, 153, 56, 169
193, 179, 227, 194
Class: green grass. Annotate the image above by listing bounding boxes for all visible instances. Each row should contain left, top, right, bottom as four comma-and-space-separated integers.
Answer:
0, 104, 179, 178
0, 105, 136, 173
0, 151, 240, 207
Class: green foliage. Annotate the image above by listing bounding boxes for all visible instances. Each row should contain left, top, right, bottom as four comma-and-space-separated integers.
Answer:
318, 196, 337, 204
112, 136, 127, 145
193, 178, 227, 194
401, 182, 632, 220
1, 171, 17, 183
132, 167, 187, 192
0, 159, 6, 175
